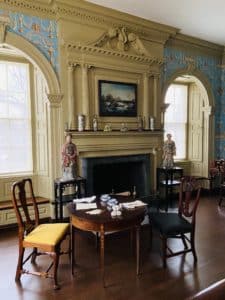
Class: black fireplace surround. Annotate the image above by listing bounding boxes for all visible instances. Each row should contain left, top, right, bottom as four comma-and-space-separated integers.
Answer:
81, 154, 150, 197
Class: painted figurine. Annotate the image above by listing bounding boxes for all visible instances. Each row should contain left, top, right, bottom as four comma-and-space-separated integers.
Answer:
162, 133, 176, 168
61, 133, 77, 179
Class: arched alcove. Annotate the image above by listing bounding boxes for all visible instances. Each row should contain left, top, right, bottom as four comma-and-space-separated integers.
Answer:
0, 30, 63, 205
162, 69, 215, 177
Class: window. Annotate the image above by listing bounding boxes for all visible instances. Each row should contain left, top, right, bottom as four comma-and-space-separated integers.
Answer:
0, 60, 32, 174
164, 84, 188, 160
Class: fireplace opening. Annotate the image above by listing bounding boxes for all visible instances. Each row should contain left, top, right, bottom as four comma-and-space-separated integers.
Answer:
82, 154, 150, 197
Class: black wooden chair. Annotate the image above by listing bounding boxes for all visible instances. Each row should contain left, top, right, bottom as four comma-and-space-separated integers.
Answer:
148, 176, 201, 268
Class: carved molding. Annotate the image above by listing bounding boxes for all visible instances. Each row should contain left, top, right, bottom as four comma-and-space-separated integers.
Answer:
1, 0, 55, 16
1, 1, 176, 44
0, 15, 10, 44
47, 93, 63, 105
185, 57, 197, 73
65, 41, 164, 66
90, 26, 150, 56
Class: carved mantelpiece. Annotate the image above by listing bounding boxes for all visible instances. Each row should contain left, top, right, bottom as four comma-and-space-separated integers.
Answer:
67, 130, 163, 189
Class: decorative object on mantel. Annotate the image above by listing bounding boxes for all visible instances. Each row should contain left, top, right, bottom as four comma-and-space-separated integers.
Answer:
77, 114, 85, 131
149, 116, 155, 131
137, 115, 144, 131
99, 80, 137, 117
103, 123, 112, 132
61, 133, 77, 179
120, 123, 128, 132
92, 114, 98, 131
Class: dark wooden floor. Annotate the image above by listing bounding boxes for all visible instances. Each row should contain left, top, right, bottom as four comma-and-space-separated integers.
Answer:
1, 194, 225, 300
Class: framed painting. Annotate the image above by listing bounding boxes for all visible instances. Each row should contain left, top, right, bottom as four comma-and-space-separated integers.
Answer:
99, 80, 137, 117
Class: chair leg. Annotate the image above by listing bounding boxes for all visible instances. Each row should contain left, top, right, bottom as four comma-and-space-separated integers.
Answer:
31, 247, 37, 264
162, 236, 167, 268
149, 223, 153, 250
15, 246, 25, 281
53, 250, 60, 290
181, 234, 188, 250
190, 233, 197, 262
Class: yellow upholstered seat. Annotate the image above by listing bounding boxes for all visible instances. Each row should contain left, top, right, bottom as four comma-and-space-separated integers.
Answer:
24, 223, 69, 247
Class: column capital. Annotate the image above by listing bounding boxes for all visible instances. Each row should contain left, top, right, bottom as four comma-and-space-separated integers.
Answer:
47, 93, 63, 107
68, 61, 79, 69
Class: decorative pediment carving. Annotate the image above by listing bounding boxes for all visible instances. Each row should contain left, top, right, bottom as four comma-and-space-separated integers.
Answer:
185, 57, 196, 73
90, 27, 150, 56
0, 15, 10, 44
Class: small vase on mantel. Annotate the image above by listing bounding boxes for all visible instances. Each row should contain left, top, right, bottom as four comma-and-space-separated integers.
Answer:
137, 116, 144, 131
77, 114, 85, 131
92, 115, 98, 131
149, 116, 155, 131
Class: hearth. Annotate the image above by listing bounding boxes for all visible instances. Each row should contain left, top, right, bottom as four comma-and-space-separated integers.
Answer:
81, 154, 150, 197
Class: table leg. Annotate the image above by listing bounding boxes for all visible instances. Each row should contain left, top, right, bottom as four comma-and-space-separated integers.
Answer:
165, 171, 169, 212
71, 223, 75, 275
136, 225, 140, 275
100, 225, 105, 287
59, 186, 63, 221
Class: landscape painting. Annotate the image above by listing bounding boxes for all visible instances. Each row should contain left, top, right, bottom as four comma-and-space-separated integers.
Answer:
99, 80, 137, 117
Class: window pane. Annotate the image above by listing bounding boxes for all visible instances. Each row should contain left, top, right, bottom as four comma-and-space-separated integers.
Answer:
0, 61, 32, 174
164, 84, 188, 160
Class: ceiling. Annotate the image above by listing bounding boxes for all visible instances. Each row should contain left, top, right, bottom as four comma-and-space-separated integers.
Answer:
86, 0, 225, 46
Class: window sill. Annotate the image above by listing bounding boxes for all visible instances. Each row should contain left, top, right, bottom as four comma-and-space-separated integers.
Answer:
0, 172, 34, 180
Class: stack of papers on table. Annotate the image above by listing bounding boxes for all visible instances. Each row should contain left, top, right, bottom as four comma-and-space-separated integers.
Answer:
73, 196, 96, 203
86, 209, 103, 215
76, 203, 97, 210
122, 200, 147, 210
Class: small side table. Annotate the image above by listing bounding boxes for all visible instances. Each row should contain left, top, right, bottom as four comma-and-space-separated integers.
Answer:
54, 177, 86, 221
157, 166, 183, 211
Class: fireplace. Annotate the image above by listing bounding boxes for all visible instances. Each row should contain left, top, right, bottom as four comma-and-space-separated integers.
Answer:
81, 154, 150, 197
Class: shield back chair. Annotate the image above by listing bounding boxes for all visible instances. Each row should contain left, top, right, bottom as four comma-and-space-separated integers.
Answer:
149, 176, 201, 268
11, 178, 70, 290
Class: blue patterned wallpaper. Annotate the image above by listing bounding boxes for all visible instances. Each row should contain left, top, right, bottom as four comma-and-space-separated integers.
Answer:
0, 10, 58, 73
163, 46, 224, 158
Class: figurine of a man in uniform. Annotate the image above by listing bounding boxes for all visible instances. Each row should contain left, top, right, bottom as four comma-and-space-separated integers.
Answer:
61, 133, 77, 179
162, 133, 176, 168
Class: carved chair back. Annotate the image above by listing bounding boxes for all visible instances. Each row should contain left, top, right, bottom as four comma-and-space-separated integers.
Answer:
11, 178, 40, 239
178, 177, 201, 226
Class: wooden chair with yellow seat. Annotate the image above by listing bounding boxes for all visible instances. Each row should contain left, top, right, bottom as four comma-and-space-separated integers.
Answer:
11, 178, 70, 290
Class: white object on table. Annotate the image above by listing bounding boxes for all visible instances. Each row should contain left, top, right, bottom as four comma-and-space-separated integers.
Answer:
73, 196, 96, 203
122, 200, 147, 210
86, 209, 103, 215
76, 203, 97, 210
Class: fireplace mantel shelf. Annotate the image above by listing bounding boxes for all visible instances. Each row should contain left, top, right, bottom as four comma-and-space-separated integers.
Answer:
66, 129, 163, 138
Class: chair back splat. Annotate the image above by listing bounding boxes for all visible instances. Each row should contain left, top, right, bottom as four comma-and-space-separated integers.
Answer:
178, 177, 201, 222
12, 178, 40, 236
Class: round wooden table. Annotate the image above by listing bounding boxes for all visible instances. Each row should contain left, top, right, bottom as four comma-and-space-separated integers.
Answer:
68, 196, 146, 286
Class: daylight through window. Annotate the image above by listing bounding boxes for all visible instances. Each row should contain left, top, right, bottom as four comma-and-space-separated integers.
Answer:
164, 83, 188, 160
0, 61, 32, 174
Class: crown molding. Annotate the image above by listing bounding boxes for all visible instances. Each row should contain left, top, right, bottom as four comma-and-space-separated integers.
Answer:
0, 0, 56, 18
0, 0, 178, 44
55, 0, 178, 44
167, 33, 224, 57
